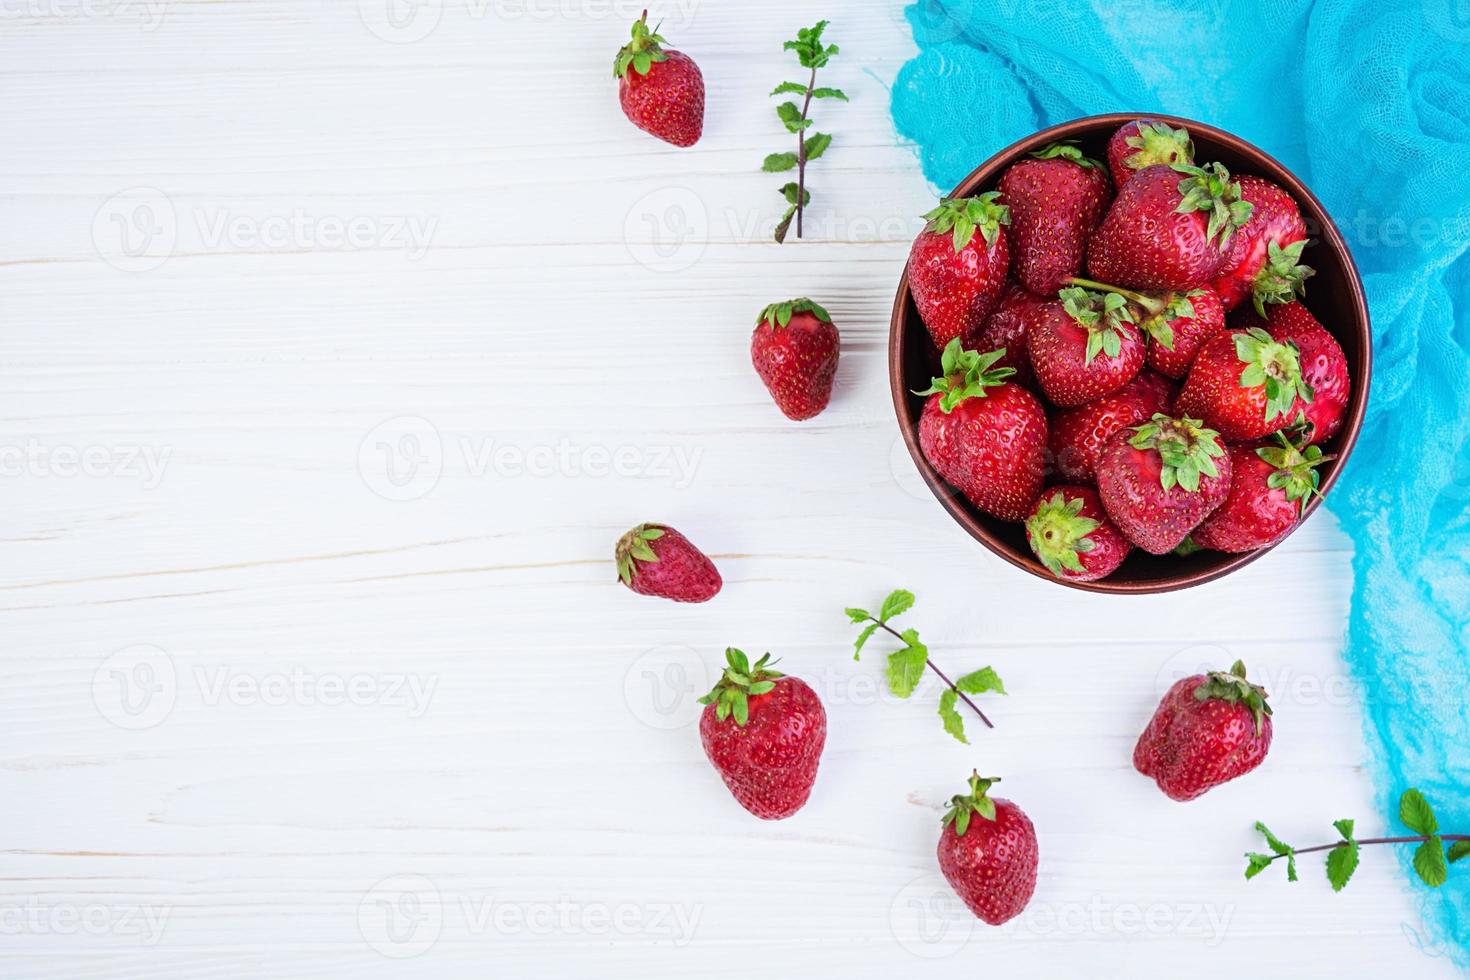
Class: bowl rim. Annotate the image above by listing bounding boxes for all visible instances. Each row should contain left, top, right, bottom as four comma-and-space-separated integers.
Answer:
888, 112, 1372, 594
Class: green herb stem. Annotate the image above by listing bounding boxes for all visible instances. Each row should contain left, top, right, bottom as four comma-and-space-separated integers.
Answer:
1260, 834, 1470, 863
871, 618, 993, 729
794, 65, 816, 239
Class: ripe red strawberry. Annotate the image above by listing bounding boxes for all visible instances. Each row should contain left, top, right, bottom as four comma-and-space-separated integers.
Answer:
1088, 162, 1253, 290
1048, 370, 1175, 484
615, 523, 721, 602
1095, 414, 1233, 554
917, 341, 1047, 522
1175, 326, 1316, 442
1191, 437, 1332, 552
1139, 287, 1226, 378
1105, 118, 1194, 190
1025, 485, 1132, 582
1210, 176, 1312, 313
1263, 302, 1350, 445
936, 773, 1038, 925
698, 648, 826, 819
751, 298, 839, 420
908, 194, 1011, 350
966, 282, 1043, 387
997, 141, 1111, 295
1025, 286, 1144, 407
1134, 660, 1273, 802
614, 12, 704, 147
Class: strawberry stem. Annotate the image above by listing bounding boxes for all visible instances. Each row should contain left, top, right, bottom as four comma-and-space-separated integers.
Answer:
1065, 277, 1168, 317
870, 618, 993, 729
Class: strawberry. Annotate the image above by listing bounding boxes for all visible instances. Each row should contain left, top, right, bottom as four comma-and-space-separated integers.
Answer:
1025, 485, 1132, 582
908, 194, 1011, 350
966, 282, 1043, 387
1175, 326, 1316, 442
615, 523, 721, 602
1263, 302, 1350, 445
751, 298, 839, 420
614, 12, 704, 147
698, 649, 826, 820
1140, 287, 1226, 379
996, 141, 1111, 295
1134, 660, 1273, 802
1209, 176, 1313, 313
1191, 436, 1332, 552
1048, 370, 1175, 484
1105, 118, 1194, 190
937, 773, 1038, 925
1088, 162, 1253, 291
1025, 286, 1144, 407
1095, 414, 1233, 554
917, 342, 1048, 522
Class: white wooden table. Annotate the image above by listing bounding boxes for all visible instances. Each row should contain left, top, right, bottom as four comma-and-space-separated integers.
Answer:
1, 1, 1455, 976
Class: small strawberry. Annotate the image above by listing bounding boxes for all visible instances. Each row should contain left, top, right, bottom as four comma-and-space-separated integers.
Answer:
1105, 118, 1194, 190
1134, 660, 1273, 802
1140, 287, 1226, 379
1175, 326, 1315, 442
917, 341, 1048, 522
1048, 370, 1175, 484
1191, 436, 1333, 552
615, 523, 721, 602
1263, 302, 1350, 445
698, 648, 826, 820
1088, 162, 1253, 291
997, 141, 1112, 295
908, 194, 1011, 350
614, 11, 704, 147
1095, 414, 1232, 554
1025, 286, 1144, 407
937, 773, 1038, 926
1025, 485, 1132, 582
1209, 176, 1313, 314
966, 282, 1043, 387
751, 298, 839, 420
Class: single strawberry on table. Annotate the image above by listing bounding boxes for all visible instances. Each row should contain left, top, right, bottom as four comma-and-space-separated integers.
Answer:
615, 523, 721, 602
1088, 162, 1253, 291
698, 648, 826, 820
1262, 301, 1350, 445
1175, 325, 1316, 442
996, 141, 1111, 295
936, 773, 1038, 925
1095, 414, 1232, 554
1025, 485, 1132, 582
1025, 286, 1144, 407
966, 281, 1044, 387
614, 11, 704, 147
751, 298, 839, 421
1048, 370, 1175, 484
916, 341, 1048, 522
1105, 118, 1194, 190
907, 193, 1011, 350
1134, 660, 1273, 802
1190, 435, 1332, 553
1209, 175, 1313, 313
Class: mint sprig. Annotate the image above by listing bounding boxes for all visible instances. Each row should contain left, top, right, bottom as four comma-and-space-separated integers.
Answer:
764, 21, 845, 243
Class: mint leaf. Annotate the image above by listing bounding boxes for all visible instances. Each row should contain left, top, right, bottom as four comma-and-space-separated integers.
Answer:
1326, 841, 1359, 891
1448, 840, 1470, 864
886, 640, 927, 698
852, 622, 878, 661
938, 689, 967, 744
770, 81, 807, 96
762, 152, 798, 172
1256, 821, 1295, 857
1400, 788, 1437, 836
1244, 852, 1273, 880
803, 132, 832, 161
879, 589, 915, 622
955, 666, 1006, 696
776, 101, 810, 133
1414, 838, 1449, 888
1333, 818, 1355, 840
811, 87, 847, 100
844, 607, 871, 623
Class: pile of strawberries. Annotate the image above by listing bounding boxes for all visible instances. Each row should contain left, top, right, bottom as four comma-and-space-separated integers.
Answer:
908, 119, 1351, 582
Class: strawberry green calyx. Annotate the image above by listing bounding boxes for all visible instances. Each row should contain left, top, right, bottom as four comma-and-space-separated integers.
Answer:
1136, 289, 1203, 350
1031, 140, 1106, 171
1233, 327, 1315, 423
914, 338, 1016, 413
1124, 120, 1194, 174
1058, 286, 1136, 364
923, 192, 1010, 253
1194, 660, 1272, 736
697, 647, 783, 726
614, 10, 669, 78
1173, 161, 1254, 249
1251, 239, 1316, 317
1258, 433, 1334, 514
1128, 413, 1227, 493
942, 771, 1002, 836
615, 522, 664, 584
1025, 490, 1100, 577
758, 297, 831, 328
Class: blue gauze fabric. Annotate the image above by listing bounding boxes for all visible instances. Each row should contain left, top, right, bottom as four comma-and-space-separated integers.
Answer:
890, 0, 1470, 965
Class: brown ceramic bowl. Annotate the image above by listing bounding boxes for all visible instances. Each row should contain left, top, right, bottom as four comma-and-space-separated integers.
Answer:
889, 112, 1370, 593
